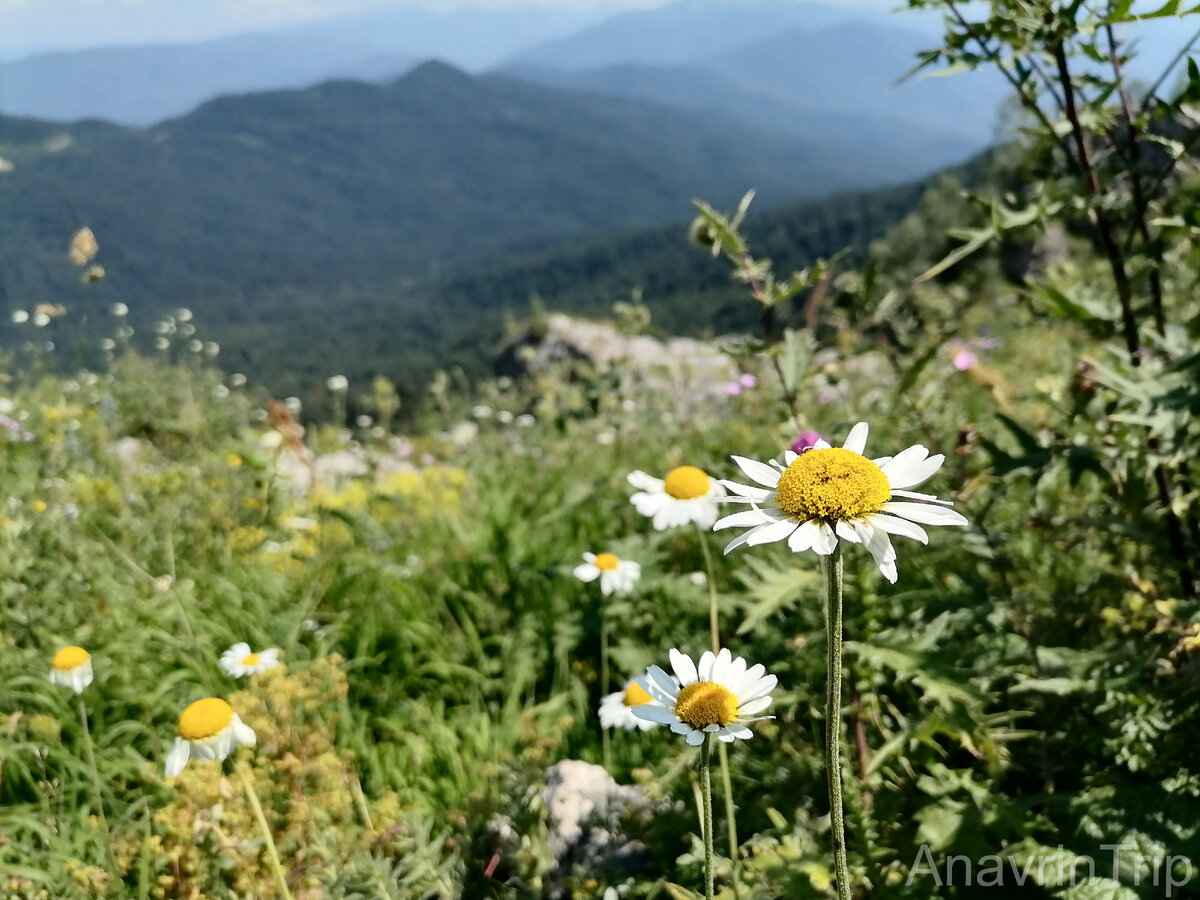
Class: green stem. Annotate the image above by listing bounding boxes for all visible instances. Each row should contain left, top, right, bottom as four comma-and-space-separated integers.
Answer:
77, 696, 119, 877
822, 544, 851, 900
700, 736, 715, 900
694, 523, 741, 896
235, 761, 293, 900
695, 523, 721, 653
600, 609, 612, 771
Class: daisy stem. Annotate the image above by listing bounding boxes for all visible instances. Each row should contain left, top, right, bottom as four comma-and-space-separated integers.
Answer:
694, 523, 741, 896
600, 611, 612, 771
235, 760, 293, 900
822, 544, 851, 900
699, 735, 715, 900
76, 696, 118, 877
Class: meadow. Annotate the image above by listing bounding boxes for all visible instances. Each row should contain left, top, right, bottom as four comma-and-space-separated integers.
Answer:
4, 3, 1200, 899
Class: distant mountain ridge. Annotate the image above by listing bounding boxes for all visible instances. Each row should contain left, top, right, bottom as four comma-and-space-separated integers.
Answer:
0, 57, 950, 399
0, 5, 605, 125
0, 59, 894, 313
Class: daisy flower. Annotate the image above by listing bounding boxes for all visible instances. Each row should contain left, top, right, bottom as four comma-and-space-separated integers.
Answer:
627, 465, 726, 530
49, 645, 94, 694
164, 698, 256, 777
633, 648, 776, 745
219, 642, 280, 678
599, 677, 659, 731
573, 552, 641, 596
714, 421, 968, 583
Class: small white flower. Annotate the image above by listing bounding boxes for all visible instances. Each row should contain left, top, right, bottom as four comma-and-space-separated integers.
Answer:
633, 648, 776, 745
164, 698, 256, 776
472, 405, 492, 419
187, 339, 203, 353
689, 571, 707, 586
573, 552, 641, 596
11, 310, 29, 324
33, 313, 50, 327
175, 307, 193, 323
628, 465, 725, 531
496, 410, 514, 425
515, 414, 536, 428
230, 373, 247, 388
715, 421, 968, 583
599, 677, 658, 731
111, 302, 128, 317
326, 375, 348, 392
219, 643, 280, 678
49, 646, 94, 694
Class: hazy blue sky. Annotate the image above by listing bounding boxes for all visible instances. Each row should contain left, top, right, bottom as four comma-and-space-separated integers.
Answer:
0, 0, 906, 57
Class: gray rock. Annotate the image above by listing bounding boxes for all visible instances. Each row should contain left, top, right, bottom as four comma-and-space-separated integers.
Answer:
543, 760, 651, 895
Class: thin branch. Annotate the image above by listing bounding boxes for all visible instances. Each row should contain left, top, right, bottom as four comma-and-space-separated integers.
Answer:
1051, 38, 1142, 365
1137, 22, 1200, 118
942, 1, 1080, 169
1105, 23, 1166, 336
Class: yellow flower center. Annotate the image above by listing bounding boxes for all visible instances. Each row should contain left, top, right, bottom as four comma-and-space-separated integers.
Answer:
178, 698, 234, 741
623, 681, 652, 707
674, 681, 738, 729
241, 653, 260, 667
663, 465, 711, 500
773, 447, 891, 522
594, 553, 620, 571
52, 646, 89, 670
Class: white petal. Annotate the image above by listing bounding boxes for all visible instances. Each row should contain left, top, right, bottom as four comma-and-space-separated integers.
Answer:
891, 489, 954, 504
813, 439, 832, 450
573, 564, 600, 582
685, 730, 706, 746
231, 715, 256, 746
842, 422, 869, 455
712, 648, 732, 684
880, 501, 969, 527
723, 521, 785, 555
632, 704, 676, 724
647, 665, 678, 698
697, 650, 716, 682
259, 649, 280, 667
834, 520, 861, 543
746, 518, 799, 546
811, 521, 838, 555
670, 720, 692, 735
866, 512, 928, 544
739, 696, 773, 716
716, 480, 775, 503
631, 492, 667, 518
627, 470, 664, 492
783, 450, 798, 465
881, 446, 945, 489
713, 508, 779, 531
788, 520, 819, 552
731, 456, 782, 489
164, 738, 190, 777
669, 649, 698, 686
856, 522, 898, 583
724, 724, 753, 740
582, 552, 597, 563
741, 673, 778, 703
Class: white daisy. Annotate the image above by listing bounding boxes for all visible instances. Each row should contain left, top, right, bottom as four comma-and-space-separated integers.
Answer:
219, 642, 280, 678
164, 698, 257, 777
714, 421, 968, 583
633, 648, 776, 745
573, 552, 641, 596
599, 677, 659, 731
627, 465, 726, 530
49, 645, 94, 694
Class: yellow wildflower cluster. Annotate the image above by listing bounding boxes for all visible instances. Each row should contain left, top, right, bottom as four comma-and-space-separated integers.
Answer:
143, 658, 412, 899
376, 465, 468, 520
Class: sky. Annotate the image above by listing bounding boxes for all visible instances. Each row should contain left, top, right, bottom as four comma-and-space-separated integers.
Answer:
0, 0, 907, 58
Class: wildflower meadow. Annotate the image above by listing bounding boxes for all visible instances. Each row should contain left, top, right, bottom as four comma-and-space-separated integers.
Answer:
5, 3, 1200, 899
